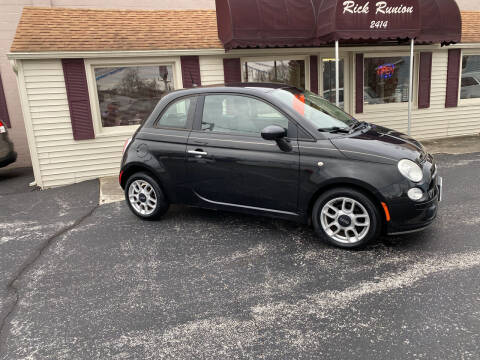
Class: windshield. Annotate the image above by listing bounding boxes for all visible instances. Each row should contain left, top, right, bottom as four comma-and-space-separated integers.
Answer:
271, 88, 358, 130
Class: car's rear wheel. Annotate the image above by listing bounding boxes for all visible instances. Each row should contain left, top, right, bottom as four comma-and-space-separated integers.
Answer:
125, 172, 169, 220
312, 188, 381, 249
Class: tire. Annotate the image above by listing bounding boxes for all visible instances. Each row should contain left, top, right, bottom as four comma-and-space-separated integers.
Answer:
125, 172, 169, 220
312, 187, 382, 249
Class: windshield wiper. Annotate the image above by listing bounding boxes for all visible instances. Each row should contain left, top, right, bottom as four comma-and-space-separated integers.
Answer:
349, 121, 369, 133
318, 127, 350, 134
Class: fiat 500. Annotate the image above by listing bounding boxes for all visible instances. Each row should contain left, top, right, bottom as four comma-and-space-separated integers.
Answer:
119, 84, 442, 249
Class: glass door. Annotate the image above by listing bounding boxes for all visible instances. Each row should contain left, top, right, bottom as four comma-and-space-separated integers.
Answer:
321, 57, 347, 111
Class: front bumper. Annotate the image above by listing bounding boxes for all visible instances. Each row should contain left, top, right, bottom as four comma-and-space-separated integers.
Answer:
386, 176, 442, 235
0, 150, 17, 168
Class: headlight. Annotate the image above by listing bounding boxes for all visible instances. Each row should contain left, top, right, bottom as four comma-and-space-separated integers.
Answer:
398, 159, 423, 182
407, 188, 423, 201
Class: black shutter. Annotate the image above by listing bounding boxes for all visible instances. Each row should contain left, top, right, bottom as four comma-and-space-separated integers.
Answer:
180, 56, 201, 88
310, 55, 318, 94
62, 59, 95, 140
445, 49, 461, 108
418, 52, 433, 109
0, 72, 11, 128
355, 53, 364, 113
223, 58, 241, 84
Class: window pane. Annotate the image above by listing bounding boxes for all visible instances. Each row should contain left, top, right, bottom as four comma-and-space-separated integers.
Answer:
364, 57, 410, 105
157, 97, 193, 128
322, 59, 345, 108
202, 95, 289, 136
461, 55, 480, 99
245, 60, 305, 89
95, 65, 174, 127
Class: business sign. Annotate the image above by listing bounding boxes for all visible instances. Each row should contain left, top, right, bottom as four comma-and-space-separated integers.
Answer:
336, 0, 420, 33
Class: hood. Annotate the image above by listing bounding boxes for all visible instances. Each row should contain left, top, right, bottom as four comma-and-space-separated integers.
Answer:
330, 124, 427, 165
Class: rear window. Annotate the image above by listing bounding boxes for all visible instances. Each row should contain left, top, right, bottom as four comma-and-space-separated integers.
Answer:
156, 97, 195, 129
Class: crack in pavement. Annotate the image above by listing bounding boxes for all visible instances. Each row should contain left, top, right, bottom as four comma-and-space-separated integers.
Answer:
0, 205, 99, 356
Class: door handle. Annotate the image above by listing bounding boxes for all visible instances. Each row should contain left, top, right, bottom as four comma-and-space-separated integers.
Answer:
188, 149, 208, 156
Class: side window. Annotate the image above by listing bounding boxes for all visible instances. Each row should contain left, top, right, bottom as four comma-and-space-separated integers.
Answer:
156, 97, 194, 129
201, 94, 289, 136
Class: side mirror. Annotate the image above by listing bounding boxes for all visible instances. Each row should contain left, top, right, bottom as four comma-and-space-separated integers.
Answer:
261, 125, 286, 141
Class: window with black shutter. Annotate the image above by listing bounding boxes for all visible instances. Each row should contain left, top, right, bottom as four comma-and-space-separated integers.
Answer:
418, 52, 432, 109
445, 49, 461, 108
223, 58, 241, 84
180, 56, 201, 88
62, 59, 95, 140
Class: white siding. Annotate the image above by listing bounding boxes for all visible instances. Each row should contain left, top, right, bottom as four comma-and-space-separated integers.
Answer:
199, 56, 224, 85
21, 59, 130, 188
355, 49, 480, 140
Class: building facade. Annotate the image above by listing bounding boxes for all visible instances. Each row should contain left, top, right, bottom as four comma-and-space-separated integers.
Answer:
5, 0, 480, 188
0, 0, 215, 168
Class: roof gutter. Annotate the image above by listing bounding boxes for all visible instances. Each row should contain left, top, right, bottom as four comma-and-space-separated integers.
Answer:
7, 48, 227, 60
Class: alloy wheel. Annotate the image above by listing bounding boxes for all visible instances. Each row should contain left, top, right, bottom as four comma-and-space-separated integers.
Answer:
128, 179, 158, 215
320, 197, 370, 244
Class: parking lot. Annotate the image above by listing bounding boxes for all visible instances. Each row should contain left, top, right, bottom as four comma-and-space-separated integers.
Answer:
0, 152, 479, 359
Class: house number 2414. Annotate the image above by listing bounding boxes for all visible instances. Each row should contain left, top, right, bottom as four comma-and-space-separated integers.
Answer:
370, 20, 388, 29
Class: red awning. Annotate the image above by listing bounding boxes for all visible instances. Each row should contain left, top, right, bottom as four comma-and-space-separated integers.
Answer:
215, 0, 461, 49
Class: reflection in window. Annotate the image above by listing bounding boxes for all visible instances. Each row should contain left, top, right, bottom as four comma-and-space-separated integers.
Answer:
364, 57, 410, 105
244, 60, 305, 89
323, 59, 345, 109
461, 55, 480, 99
95, 65, 174, 127
202, 95, 289, 136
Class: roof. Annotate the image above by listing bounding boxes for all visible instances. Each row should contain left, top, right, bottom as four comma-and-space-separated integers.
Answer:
461, 11, 480, 43
9, 6, 480, 53
10, 7, 223, 52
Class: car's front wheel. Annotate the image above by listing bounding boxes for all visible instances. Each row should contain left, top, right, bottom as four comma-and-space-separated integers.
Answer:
125, 172, 169, 220
312, 187, 382, 249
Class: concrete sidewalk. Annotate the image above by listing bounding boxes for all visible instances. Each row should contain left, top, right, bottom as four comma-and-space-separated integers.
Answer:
422, 134, 480, 154
99, 135, 480, 205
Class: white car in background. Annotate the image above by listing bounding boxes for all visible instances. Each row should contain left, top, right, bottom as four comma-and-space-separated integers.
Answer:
460, 72, 480, 99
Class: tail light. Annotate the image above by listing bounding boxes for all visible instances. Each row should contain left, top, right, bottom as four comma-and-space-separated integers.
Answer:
0, 120, 5, 134
122, 137, 132, 154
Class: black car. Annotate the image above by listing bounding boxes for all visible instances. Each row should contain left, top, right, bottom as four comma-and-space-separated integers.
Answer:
119, 84, 442, 249
0, 120, 16, 168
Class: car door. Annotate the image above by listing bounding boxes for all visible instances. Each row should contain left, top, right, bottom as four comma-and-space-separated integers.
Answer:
186, 93, 299, 213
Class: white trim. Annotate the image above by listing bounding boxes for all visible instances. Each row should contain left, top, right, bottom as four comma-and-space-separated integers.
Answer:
231, 45, 441, 54
7, 48, 226, 60
449, 43, 480, 49
84, 57, 183, 137
13, 60, 43, 187
457, 50, 480, 107
7, 44, 451, 61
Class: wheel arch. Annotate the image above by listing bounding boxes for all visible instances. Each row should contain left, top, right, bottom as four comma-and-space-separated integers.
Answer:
306, 179, 388, 230
120, 163, 174, 203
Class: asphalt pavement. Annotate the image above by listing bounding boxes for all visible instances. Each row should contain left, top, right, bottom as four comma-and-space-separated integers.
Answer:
0, 153, 479, 359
